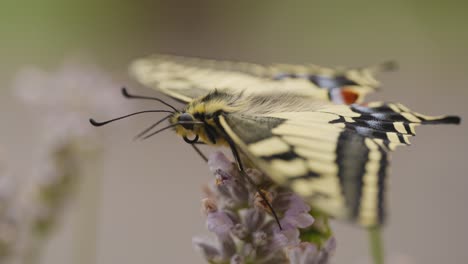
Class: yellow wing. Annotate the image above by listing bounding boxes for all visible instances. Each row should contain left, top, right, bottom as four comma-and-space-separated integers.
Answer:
129, 54, 396, 104
217, 101, 460, 227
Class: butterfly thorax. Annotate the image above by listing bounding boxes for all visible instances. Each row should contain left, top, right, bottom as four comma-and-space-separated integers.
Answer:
170, 89, 331, 146
170, 90, 243, 146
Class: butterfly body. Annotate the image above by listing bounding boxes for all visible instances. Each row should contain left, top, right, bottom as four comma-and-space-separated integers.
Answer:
172, 88, 339, 145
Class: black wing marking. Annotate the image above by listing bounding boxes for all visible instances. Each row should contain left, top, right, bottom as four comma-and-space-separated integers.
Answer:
218, 102, 459, 227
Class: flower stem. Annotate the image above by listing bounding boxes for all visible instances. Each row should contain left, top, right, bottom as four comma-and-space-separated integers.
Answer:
368, 226, 384, 264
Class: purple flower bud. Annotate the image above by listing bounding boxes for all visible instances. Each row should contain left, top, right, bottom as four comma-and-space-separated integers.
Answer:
282, 213, 315, 229
241, 243, 254, 257
270, 231, 289, 250
245, 168, 265, 185
252, 231, 268, 247
286, 242, 319, 264
207, 211, 234, 236
215, 169, 234, 186
324, 236, 336, 253
285, 194, 311, 216
192, 237, 222, 262
201, 198, 218, 214
244, 208, 266, 232
231, 223, 248, 240
286, 238, 336, 264
222, 197, 238, 209
230, 184, 249, 204
208, 152, 234, 173
211, 157, 250, 209
214, 169, 249, 204
279, 193, 314, 230
321, 236, 337, 262
218, 233, 236, 260
230, 254, 244, 264
276, 227, 301, 247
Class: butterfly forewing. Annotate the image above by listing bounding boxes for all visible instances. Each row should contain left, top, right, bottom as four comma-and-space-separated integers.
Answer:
130, 54, 394, 104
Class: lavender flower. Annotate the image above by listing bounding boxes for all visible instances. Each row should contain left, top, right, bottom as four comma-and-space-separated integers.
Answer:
13, 59, 130, 149
193, 152, 336, 264
12, 61, 121, 231
286, 238, 336, 264
4, 61, 127, 263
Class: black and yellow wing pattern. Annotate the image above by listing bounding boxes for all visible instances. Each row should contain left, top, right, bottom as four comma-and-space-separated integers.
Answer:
218, 101, 459, 226
130, 54, 396, 105
129, 54, 460, 227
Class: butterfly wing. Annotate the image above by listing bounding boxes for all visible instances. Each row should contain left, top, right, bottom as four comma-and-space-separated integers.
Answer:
129, 54, 395, 104
269, 61, 397, 104
217, 102, 460, 227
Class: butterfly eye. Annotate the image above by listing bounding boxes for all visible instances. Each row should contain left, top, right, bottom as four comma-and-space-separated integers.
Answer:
179, 113, 195, 129
179, 113, 194, 122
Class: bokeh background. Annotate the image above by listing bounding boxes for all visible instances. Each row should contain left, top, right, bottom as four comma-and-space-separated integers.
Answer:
1, 1, 467, 263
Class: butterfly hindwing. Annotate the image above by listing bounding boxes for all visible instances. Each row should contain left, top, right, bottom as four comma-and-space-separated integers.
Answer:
218, 102, 459, 227
219, 112, 386, 226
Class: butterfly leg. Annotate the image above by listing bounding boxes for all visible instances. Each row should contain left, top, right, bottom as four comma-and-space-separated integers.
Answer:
226, 141, 283, 230
210, 115, 283, 229
190, 144, 208, 162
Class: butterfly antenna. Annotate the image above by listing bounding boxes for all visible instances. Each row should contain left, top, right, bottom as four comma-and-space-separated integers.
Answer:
140, 124, 178, 140
89, 110, 173, 127
134, 115, 172, 140
121, 87, 179, 112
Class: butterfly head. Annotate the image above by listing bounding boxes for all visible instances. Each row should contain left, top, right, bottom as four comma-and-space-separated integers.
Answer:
170, 111, 205, 144
89, 88, 239, 145
170, 97, 232, 146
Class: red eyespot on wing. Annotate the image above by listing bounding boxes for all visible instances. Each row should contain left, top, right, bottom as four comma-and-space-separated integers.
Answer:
341, 88, 359, 104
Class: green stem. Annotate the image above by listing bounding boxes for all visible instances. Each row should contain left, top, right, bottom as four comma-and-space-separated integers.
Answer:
368, 227, 384, 264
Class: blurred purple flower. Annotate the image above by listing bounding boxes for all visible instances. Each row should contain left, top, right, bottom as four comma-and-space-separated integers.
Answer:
10, 60, 123, 238
14, 61, 122, 114
193, 151, 336, 264
286, 237, 336, 264
13, 60, 131, 148
6, 60, 126, 263
207, 211, 234, 236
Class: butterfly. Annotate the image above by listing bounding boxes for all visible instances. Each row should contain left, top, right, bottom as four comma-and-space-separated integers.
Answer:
91, 54, 460, 228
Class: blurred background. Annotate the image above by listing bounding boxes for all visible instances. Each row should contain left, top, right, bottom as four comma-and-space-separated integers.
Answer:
0, 1, 467, 263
